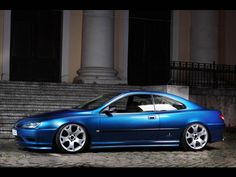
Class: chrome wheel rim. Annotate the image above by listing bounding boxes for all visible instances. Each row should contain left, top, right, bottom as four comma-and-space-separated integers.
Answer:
59, 124, 86, 152
185, 124, 208, 150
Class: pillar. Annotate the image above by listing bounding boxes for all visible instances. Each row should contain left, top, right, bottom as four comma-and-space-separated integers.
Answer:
75, 10, 121, 84
191, 10, 219, 63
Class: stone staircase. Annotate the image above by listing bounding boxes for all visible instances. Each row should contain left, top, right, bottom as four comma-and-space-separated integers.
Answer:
0, 81, 144, 139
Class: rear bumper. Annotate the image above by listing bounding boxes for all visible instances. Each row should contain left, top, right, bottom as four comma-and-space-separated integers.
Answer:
207, 123, 225, 142
12, 127, 56, 150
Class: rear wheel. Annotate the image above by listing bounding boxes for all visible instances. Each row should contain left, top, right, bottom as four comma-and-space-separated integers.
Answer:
182, 123, 208, 151
55, 123, 88, 153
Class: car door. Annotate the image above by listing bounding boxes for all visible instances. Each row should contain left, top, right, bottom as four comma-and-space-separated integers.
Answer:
152, 94, 186, 142
99, 94, 160, 146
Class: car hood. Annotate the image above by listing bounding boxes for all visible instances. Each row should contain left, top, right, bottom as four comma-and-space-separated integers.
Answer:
17, 108, 92, 123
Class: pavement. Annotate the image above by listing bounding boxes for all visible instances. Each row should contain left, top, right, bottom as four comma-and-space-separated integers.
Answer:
1, 130, 236, 168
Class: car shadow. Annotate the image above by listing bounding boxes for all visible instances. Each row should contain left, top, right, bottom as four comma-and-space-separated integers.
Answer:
19, 145, 219, 154
204, 145, 219, 151
20, 147, 55, 154
89, 145, 219, 153
89, 146, 181, 153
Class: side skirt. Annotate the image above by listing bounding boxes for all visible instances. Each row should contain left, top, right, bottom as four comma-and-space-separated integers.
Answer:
90, 142, 180, 149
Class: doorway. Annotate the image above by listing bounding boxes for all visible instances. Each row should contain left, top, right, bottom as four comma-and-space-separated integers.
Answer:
128, 10, 171, 85
10, 10, 62, 82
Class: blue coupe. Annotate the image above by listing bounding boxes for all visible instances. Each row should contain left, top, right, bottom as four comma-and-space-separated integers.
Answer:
12, 91, 225, 153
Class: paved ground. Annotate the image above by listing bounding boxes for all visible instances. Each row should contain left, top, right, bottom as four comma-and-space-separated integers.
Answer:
1, 130, 236, 167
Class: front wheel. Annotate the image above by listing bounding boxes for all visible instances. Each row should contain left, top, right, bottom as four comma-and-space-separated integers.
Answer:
181, 123, 208, 151
55, 123, 88, 153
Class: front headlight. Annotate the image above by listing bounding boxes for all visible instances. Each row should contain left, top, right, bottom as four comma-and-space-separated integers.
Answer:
22, 122, 41, 129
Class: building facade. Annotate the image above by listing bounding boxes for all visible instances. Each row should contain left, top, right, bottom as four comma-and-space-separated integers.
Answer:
0, 10, 236, 85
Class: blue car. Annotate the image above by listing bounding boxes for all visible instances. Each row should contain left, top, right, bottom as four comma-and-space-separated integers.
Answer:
12, 91, 225, 153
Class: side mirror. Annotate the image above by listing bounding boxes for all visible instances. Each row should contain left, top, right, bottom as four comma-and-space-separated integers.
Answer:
102, 106, 116, 117
102, 110, 113, 117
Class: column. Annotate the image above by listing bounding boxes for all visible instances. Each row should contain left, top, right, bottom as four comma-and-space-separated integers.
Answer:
2, 10, 11, 80
114, 10, 129, 84
75, 10, 120, 84
190, 10, 219, 63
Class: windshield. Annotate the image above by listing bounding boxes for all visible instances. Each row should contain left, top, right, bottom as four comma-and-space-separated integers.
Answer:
75, 92, 120, 110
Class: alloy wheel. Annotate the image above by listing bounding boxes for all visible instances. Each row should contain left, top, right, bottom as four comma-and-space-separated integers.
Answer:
185, 123, 208, 150
59, 124, 86, 152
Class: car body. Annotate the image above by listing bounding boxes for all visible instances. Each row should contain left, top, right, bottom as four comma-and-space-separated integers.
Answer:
12, 91, 225, 152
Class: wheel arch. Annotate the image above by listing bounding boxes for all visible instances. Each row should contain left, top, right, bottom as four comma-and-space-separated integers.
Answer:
52, 121, 91, 151
180, 121, 212, 143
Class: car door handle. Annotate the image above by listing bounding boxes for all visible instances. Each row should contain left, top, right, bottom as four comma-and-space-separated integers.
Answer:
148, 116, 156, 120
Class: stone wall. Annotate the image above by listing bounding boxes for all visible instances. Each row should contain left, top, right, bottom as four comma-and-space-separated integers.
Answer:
189, 88, 236, 127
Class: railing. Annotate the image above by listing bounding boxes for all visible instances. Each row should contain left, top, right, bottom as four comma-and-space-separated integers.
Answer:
169, 61, 236, 88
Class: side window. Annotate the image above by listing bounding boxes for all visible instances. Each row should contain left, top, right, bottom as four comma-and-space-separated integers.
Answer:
153, 95, 186, 111
106, 96, 129, 113
128, 94, 154, 112
105, 94, 154, 113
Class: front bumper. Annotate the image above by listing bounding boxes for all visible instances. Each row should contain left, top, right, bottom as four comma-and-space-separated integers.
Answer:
12, 127, 56, 150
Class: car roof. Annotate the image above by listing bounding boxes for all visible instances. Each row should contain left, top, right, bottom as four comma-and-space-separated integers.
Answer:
117, 90, 178, 96
114, 90, 203, 110
119, 90, 165, 94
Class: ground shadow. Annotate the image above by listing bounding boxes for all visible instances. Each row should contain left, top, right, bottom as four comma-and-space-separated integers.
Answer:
89, 146, 181, 153
19, 145, 219, 154
89, 145, 219, 153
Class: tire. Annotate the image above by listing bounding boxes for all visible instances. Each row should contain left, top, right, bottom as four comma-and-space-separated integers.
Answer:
55, 123, 88, 153
181, 123, 208, 151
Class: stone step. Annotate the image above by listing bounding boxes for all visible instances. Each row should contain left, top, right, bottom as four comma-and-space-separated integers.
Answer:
0, 85, 126, 91
0, 101, 80, 106
0, 126, 14, 131
0, 125, 17, 130
0, 109, 70, 113
0, 109, 82, 117
0, 90, 104, 96
0, 81, 142, 89
0, 117, 27, 122
0, 112, 34, 117
0, 125, 15, 130
1, 120, 16, 124
0, 85, 141, 92
0, 115, 35, 119
0, 107, 70, 111
0, 103, 73, 108
0, 85, 141, 91
0, 132, 14, 139
0, 94, 94, 101
0, 110, 60, 116
0, 119, 22, 123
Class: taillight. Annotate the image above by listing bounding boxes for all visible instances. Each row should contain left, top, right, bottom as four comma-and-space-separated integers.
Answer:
219, 114, 224, 121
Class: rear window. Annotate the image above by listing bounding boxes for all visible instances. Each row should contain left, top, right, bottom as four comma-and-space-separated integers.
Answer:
153, 95, 186, 111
